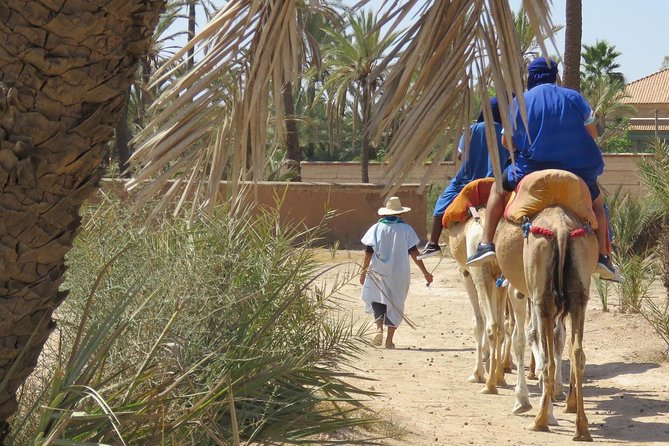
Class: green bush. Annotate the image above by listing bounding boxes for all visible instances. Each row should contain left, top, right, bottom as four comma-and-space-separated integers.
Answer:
9, 197, 377, 445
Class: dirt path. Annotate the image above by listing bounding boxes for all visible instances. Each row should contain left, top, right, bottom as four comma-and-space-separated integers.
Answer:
318, 250, 669, 445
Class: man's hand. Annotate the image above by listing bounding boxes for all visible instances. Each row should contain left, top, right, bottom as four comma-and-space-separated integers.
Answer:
424, 272, 433, 286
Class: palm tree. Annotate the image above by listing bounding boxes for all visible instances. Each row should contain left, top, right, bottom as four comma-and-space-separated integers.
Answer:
0, 0, 165, 434
115, 1, 185, 176
580, 76, 635, 145
0, 0, 559, 429
581, 39, 625, 84
563, 0, 582, 91
283, 1, 345, 181
320, 11, 398, 182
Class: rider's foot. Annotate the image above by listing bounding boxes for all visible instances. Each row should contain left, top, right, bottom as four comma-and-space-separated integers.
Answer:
596, 254, 624, 283
466, 243, 496, 266
417, 242, 441, 260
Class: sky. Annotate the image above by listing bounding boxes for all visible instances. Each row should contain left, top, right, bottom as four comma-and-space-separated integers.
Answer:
358, 0, 669, 82
510, 0, 669, 82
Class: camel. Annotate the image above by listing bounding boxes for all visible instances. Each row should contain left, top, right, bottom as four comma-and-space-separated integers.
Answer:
496, 204, 598, 442
447, 210, 508, 396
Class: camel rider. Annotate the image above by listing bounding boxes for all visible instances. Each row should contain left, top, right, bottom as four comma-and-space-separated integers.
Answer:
466, 57, 623, 283
418, 97, 510, 260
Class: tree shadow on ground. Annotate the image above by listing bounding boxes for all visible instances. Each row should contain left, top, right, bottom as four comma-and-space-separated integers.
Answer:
585, 361, 661, 381
547, 360, 669, 443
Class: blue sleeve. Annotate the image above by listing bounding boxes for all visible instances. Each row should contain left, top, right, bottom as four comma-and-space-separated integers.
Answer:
571, 92, 594, 123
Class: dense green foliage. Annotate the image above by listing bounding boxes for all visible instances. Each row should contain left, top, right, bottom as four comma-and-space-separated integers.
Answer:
10, 197, 377, 445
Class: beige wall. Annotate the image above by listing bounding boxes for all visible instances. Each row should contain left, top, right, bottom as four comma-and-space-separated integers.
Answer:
301, 153, 648, 197
98, 153, 647, 249
100, 180, 428, 248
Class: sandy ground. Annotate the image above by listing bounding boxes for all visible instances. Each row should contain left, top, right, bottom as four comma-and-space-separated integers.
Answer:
316, 249, 669, 446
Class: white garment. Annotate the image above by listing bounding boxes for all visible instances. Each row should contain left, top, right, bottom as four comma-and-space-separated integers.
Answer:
361, 221, 420, 326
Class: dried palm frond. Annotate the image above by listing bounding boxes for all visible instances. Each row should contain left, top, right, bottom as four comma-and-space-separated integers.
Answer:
128, 0, 302, 217
129, 0, 557, 215
368, 0, 557, 195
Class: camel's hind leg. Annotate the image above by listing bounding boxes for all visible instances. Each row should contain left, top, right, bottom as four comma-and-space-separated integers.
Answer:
473, 265, 505, 394
569, 305, 592, 442
502, 292, 516, 373
460, 268, 486, 384
528, 301, 557, 433
509, 289, 531, 414
553, 319, 567, 401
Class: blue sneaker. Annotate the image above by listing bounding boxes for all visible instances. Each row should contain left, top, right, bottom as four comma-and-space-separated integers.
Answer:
417, 243, 441, 260
466, 243, 496, 266
596, 254, 624, 283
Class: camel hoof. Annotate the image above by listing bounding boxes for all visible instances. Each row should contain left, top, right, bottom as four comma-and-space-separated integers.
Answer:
497, 378, 508, 387
480, 386, 498, 395
504, 367, 513, 373
527, 372, 538, 380
548, 415, 558, 426
468, 374, 485, 384
572, 433, 593, 442
512, 402, 532, 414
564, 404, 577, 414
553, 390, 566, 402
527, 422, 550, 432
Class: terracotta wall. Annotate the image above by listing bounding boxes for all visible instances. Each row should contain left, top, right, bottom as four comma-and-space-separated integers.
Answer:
300, 153, 648, 197
223, 182, 428, 247
100, 180, 428, 248
98, 153, 647, 249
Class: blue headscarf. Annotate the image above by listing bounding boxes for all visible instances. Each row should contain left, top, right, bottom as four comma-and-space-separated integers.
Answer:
527, 57, 558, 90
476, 96, 502, 124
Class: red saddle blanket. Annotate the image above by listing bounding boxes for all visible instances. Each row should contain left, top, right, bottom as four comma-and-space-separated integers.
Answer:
504, 169, 598, 229
442, 178, 495, 226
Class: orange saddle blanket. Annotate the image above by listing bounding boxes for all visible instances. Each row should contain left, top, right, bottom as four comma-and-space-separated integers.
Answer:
442, 178, 495, 226
504, 169, 598, 229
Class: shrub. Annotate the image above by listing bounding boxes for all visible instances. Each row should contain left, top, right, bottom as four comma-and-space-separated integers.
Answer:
9, 196, 377, 445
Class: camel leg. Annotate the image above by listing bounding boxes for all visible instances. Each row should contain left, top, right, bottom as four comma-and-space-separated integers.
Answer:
494, 287, 507, 387
553, 319, 567, 401
528, 304, 556, 432
502, 293, 515, 373
570, 306, 592, 442
565, 350, 577, 413
474, 265, 502, 394
525, 298, 538, 380
461, 269, 486, 384
509, 290, 531, 414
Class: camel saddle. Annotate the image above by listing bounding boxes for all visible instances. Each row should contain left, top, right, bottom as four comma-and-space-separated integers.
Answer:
504, 169, 598, 229
442, 178, 495, 226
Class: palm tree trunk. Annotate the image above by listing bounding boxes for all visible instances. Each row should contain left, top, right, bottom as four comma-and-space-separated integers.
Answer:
563, 0, 582, 91
282, 82, 302, 181
0, 0, 164, 432
187, 0, 196, 70
360, 85, 372, 183
115, 92, 132, 177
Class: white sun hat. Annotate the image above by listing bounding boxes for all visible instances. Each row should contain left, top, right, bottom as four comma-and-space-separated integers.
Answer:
377, 196, 411, 216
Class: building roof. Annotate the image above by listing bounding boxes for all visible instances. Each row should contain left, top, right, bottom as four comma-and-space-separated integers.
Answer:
621, 68, 669, 104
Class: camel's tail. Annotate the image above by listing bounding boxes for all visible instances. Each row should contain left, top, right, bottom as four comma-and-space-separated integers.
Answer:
553, 224, 568, 318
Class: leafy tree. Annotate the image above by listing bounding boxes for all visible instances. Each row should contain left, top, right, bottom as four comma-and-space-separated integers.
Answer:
581, 39, 625, 84
580, 75, 635, 145
662, 55, 669, 70
320, 11, 398, 182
